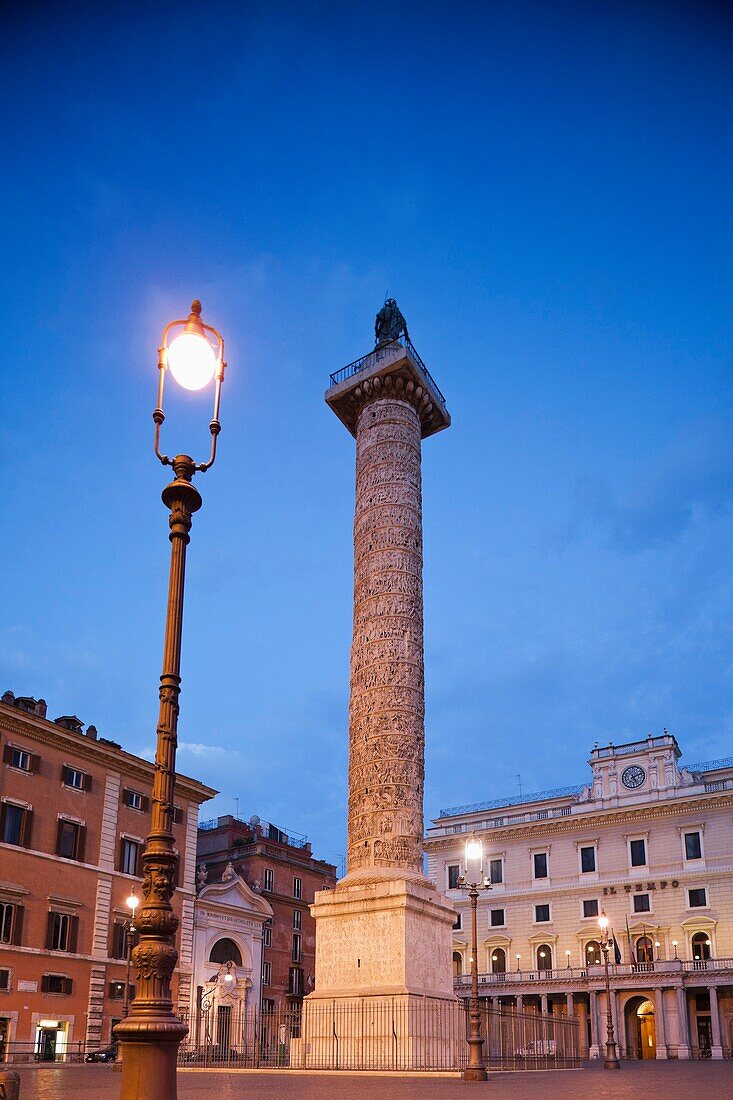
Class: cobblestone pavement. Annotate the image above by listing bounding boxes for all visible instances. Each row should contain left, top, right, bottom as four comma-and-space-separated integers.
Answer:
9, 1061, 733, 1100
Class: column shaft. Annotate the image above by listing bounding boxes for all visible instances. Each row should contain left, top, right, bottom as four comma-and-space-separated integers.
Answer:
347, 396, 425, 878
676, 986, 691, 1058
709, 985, 724, 1058
655, 988, 668, 1059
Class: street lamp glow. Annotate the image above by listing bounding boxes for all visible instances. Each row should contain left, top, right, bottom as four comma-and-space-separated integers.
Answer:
223, 972, 234, 983
167, 329, 217, 391
465, 838, 482, 863
598, 914, 609, 931
126, 892, 139, 912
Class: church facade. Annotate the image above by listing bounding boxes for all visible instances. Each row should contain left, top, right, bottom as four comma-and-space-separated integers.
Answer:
425, 733, 733, 1059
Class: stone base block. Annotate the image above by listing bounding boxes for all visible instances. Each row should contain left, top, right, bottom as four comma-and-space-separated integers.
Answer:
310, 876, 456, 999
294, 993, 464, 1071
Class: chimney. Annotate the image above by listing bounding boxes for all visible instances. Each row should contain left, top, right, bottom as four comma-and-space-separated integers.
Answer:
1, 691, 14, 706
35, 699, 47, 719
86, 724, 98, 740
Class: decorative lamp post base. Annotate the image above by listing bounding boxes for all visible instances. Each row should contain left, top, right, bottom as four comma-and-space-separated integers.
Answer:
604, 1041, 621, 1069
116, 1016, 188, 1100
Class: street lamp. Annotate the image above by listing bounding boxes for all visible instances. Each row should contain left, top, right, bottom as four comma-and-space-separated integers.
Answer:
458, 837, 491, 1082
565, 950, 572, 968
515, 954, 521, 972
672, 940, 679, 960
116, 301, 227, 1100
122, 891, 139, 1019
597, 914, 620, 1069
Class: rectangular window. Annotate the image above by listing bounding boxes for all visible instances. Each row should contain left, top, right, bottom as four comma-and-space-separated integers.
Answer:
10, 748, 31, 772
0, 903, 15, 944
111, 921, 127, 959
629, 839, 646, 867
688, 888, 707, 908
262, 961, 271, 985
47, 911, 77, 953
263, 998, 276, 1013
580, 846, 596, 873
533, 852, 548, 879
123, 789, 146, 812
684, 832, 702, 860
583, 899, 599, 918
120, 838, 141, 876
0, 969, 9, 991
41, 974, 73, 995
293, 876, 302, 900
292, 933, 301, 963
535, 903, 551, 923
57, 819, 84, 861
62, 766, 90, 791
453, 912, 462, 931
293, 910, 302, 930
489, 858, 503, 884
263, 868, 274, 892
109, 981, 126, 1000
263, 923, 272, 948
288, 967, 304, 996
0, 803, 32, 848
447, 864, 461, 890
490, 908, 505, 928
633, 893, 651, 914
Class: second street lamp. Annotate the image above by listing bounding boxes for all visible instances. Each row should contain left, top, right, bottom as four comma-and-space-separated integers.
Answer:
597, 914, 621, 1069
458, 837, 491, 1082
122, 891, 139, 1019
115, 301, 226, 1100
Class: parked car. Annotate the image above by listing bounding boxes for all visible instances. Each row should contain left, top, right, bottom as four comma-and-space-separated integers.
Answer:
85, 1045, 117, 1063
515, 1039, 556, 1059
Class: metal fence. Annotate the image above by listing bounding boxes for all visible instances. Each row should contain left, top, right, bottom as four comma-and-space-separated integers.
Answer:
0, 1041, 116, 1064
177, 999, 580, 1072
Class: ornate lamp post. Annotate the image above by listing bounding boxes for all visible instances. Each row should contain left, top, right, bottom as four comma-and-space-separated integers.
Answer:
122, 891, 139, 1019
116, 301, 226, 1100
597, 914, 621, 1069
458, 837, 491, 1082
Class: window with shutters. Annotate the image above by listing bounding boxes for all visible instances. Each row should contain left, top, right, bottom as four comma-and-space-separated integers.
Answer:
263, 868, 274, 892
172, 805, 184, 825
0, 802, 31, 847
262, 961, 271, 985
57, 819, 84, 861
41, 974, 73, 995
120, 838, 141, 876
293, 909, 302, 930
9, 747, 32, 772
292, 933, 301, 963
0, 902, 22, 944
263, 921, 272, 947
288, 967, 304, 995
684, 831, 703, 861
123, 789, 146, 812
489, 858, 503, 884
47, 911, 77, 953
62, 766, 90, 791
293, 876, 302, 900
447, 864, 461, 889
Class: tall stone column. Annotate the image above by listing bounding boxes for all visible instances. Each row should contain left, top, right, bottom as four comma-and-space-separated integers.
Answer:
306, 312, 455, 1068
347, 390, 426, 881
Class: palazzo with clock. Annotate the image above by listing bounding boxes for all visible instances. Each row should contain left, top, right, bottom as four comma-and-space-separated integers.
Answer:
425, 732, 733, 1060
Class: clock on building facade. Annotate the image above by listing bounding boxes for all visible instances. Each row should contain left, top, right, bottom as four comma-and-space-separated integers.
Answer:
621, 764, 646, 789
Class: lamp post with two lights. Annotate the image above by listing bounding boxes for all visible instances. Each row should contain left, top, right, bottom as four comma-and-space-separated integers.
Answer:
597, 913, 621, 1070
458, 837, 492, 1082
115, 301, 227, 1100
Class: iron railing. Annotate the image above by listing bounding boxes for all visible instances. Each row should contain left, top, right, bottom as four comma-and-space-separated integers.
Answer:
0, 1040, 116, 1064
455, 956, 733, 989
328, 336, 447, 408
177, 999, 579, 1072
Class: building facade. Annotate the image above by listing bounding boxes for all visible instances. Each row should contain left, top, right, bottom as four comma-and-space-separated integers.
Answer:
196, 815, 337, 1012
0, 691, 216, 1061
425, 733, 733, 1060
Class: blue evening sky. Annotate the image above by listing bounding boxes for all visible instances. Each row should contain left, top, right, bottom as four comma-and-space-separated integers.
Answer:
2, 2, 732, 869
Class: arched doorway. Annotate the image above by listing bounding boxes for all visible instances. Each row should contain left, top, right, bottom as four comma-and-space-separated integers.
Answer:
585, 940, 601, 966
536, 945, 552, 972
452, 951, 463, 977
625, 996, 656, 1059
491, 948, 506, 974
692, 933, 711, 962
636, 936, 653, 964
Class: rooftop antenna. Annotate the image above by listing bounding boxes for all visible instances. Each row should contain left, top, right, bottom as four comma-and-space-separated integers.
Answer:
233, 796, 239, 819
516, 774, 522, 799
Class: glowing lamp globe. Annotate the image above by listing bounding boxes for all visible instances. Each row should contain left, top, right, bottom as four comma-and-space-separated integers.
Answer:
167, 329, 217, 391
465, 839, 482, 863
127, 892, 139, 912
598, 914, 609, 931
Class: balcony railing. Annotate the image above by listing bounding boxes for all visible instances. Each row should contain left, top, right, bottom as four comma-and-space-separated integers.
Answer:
328, 336, 447, 407
454, 957, 733, 989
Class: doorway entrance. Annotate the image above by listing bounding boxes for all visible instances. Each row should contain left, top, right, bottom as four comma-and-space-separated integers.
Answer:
35, 1021, 68, 1062
624, 997, 656, 1059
